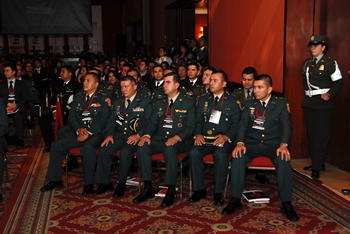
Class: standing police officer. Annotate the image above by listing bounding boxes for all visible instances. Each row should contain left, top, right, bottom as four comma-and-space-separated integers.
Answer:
302, 35, 343, 179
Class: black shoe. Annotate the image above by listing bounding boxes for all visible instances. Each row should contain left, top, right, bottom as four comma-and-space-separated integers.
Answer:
92, 184, 114, 196
0, 193, 3, 203
188, 189, 207, 203
17, 140, 24, 147
133, 188, 155, 204
40, 181, 63, 192
82, 184, 94, 196
303, 164, 325, 171
221, 197, 243, 216
256, 174, 270, 184
160, 191, 177, 208
62, 158, 80, 172
43, 147, 50, 153
311, 169, 320, 179
341, 189, 350, 195
214, 193, 224, 206
113, 184, 127, 198
280, 201, 299, 221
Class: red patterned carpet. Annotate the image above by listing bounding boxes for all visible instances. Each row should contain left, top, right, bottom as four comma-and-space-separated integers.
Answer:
1, 133, 350, 234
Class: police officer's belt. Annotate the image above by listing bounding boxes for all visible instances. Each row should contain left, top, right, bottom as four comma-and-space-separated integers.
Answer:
304, 88, 329, 97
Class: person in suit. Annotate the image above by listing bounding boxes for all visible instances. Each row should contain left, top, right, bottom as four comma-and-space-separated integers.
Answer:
92, 76, 152, 197
134, 72, 195, 208
147, 65, 164, 95
196, 36, 209, 67
222, 74, 299, 222
302, 35, 343, 180
180, 62, 202, 92
188, 70, 241, 206
230, 67, 257, 103
0, 98, 9, 203
139, 60, 151, 84
0, 62, 28, 147
40, 73, 111, 196
39, 66, 82, 152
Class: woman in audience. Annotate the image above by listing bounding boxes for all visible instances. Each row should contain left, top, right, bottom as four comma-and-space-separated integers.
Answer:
156, 47, 173, 65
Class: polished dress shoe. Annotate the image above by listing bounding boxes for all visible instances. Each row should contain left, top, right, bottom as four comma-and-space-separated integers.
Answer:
188, 189, 207, 203
40, 181, 63, 192
221, 197, 243, 216
113, 184, 127, 198
160, 191, 177, 208
17, 140, 24, 147
82, 184, 94, 196
341, 189, 350, 195
214, 193, 224, 206
256, 174, 270, 184
43, 147, 50, 153
92, 183, 114, 196
303, 164, 325, 171
311, 169, 320, 179
0, 193, 3, 203
62, 158, 80, 172
280, 201, 299, 221
133, 188, 155, 204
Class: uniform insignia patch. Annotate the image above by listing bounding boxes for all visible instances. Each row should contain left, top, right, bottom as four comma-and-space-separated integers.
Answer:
237, 100, 242, 111
207, 130, 212, 135
105, 98, 112, 107
250, 107, 255, 115
310, 36, 314, 40
286, 103, 290, 113
319, 65, 324, 70
178, 123, 182, 128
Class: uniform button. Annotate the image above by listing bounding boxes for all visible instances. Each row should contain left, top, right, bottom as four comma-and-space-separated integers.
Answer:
165, 136, 167, 138
166, 132, 169, 134
126, 114, 128, 117
226, 113, 228, 115
262, 134, 265, 137
137, 114, 139, 116
124, 128, 127, 130
124, 132, 126, 134
262, 127, 265, 130
261, 140, 264, 142
180, 115, 182, 117
213, 128, 215, 130
125, 121, 127, 123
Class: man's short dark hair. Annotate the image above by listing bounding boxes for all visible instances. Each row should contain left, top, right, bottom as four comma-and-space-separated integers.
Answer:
242, 67, 258, 79
212, 70, 228, 82
256, 74, 272, 87
164, 67, 178, 74
123, 63, 134, 69
164, 72, 180, 85
140, 59, 148, 66
177, 63, 187, 70
89, 68, 102, 77
87, 72, 100, 84
161, 61, 169, 67
62, 65, 74, 74
203, 66, 216, 73
187, 62, 199, 71
3, 62, 17, 76
148, 61, 156, 66
127, 68, 141, 77
120, 75, 136, 85
153, 64, 163, 71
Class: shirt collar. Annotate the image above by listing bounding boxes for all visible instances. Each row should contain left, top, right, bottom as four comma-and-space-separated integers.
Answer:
168, 91, 180, 104
260, 94, 272, 106
214, 91, 224, 100
313, 54, 324, 64
8, 78, 16, 86
126, 91, 137, 104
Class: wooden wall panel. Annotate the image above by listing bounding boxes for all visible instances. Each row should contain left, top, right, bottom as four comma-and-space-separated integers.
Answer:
208, 0, 285, 93
101, 5, 123, 53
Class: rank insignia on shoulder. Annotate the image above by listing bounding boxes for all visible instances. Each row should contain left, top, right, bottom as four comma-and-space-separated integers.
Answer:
105, 98, 112, 107
237, 100, 242, 110
286, 103, 290, 113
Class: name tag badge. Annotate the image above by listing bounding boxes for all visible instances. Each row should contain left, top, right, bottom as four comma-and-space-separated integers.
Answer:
252, 116, 265, 130
82, 110, 91, 121
209, 110, 221, 124
163, 117, 173, 128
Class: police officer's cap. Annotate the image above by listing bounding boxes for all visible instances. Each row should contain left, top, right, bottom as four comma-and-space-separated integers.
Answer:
308, 35, 327, 47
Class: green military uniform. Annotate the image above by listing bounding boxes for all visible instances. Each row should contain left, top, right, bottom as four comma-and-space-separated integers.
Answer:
0, 98, 8, 186
188, 92, 241, 193
95, 92, 152, 185
230, 95, 293, 202
137, 92, 195, 185
47, 89, 111, 185
192, 85, 209, 100
153, 86, 190, 101
302, 35, 343, 171
230, 87, 255, 103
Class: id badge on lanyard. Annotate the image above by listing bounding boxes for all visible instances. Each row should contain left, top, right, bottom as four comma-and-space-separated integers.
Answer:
209, 110, 221, 124
252, 116, 265, 130
82, 110, 91, 121
163, 117, 173, 128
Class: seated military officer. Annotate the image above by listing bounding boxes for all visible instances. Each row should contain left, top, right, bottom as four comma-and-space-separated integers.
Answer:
92, 76, 152, 197
222, 75, 299, 222
188, 70, 241, 206
135, 72, 195, 208
40, 73, 111, 196
0, 98, 8, 203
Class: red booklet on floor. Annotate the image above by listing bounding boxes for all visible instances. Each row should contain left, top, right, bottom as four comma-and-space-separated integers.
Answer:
154, 186, 178, 197
126, 177, 143, 186
243, 190, 270, 203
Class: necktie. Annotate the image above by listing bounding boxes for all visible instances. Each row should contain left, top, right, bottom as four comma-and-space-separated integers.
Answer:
156, 81, 159, 87
86, 95, 90, 102
169, 99, 173, 108
9, 81, 14, 93
246, 90, 250, 98
215, 96, 219, 104
311, 58, 317, 67
63, 82, 67, 87
126, 99, 131, 109
262, 101, 266, 109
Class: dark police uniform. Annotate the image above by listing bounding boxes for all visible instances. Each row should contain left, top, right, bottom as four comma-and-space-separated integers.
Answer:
47, 89, 111, 185
230, 87, 255, 103
188, 92, 240, 193
95, 92, 152, 185
0, 98, 8, 192
153, 87, 190, 101
137, 92, 195, 186
230, 95, 293, 202
302, 35, 343, 171
39, 79, 82, 148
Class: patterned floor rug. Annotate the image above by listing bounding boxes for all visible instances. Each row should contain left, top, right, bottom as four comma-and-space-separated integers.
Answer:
1, 135, 350, 234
